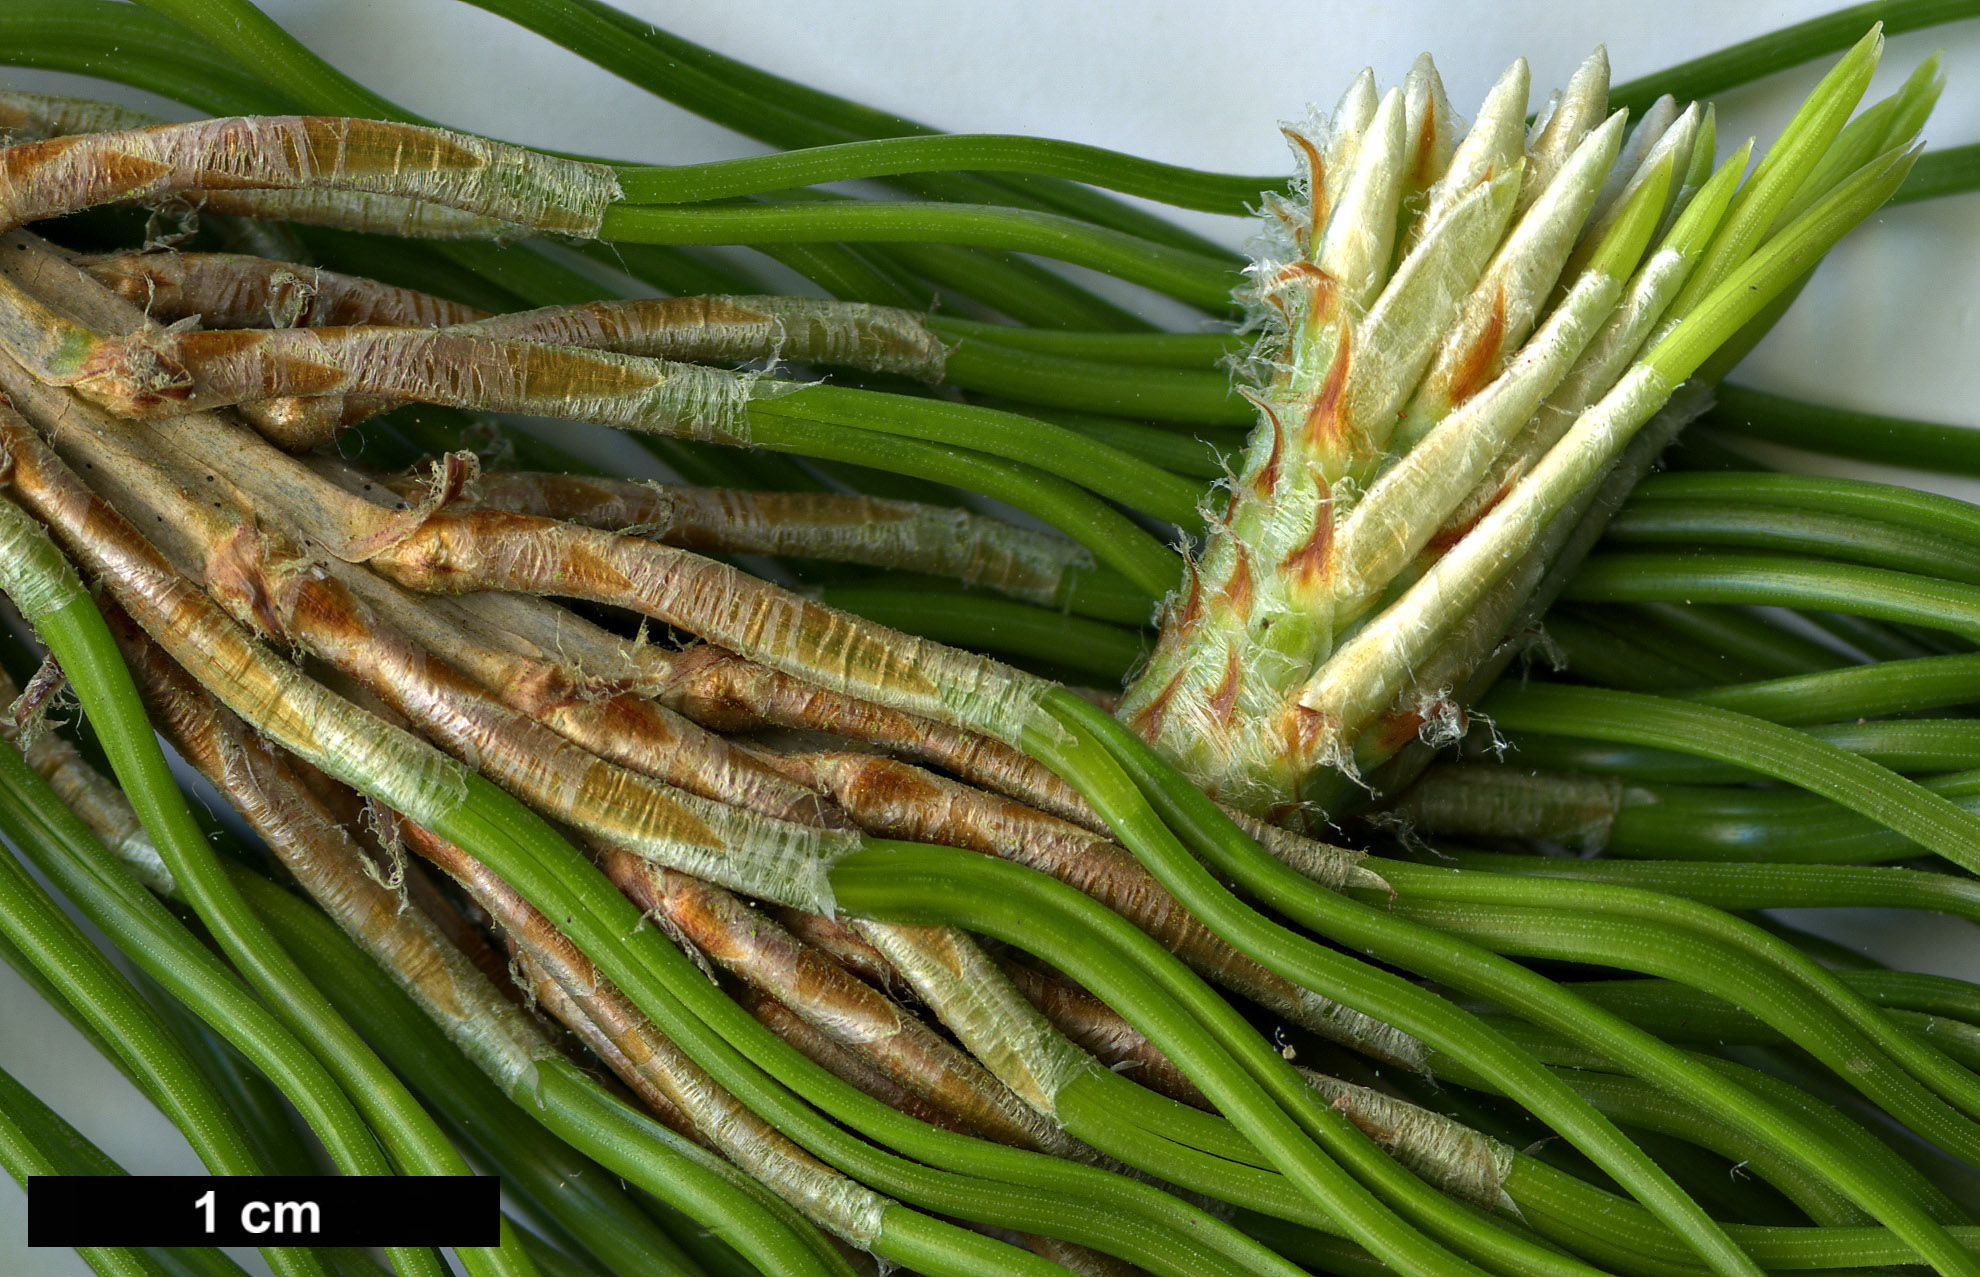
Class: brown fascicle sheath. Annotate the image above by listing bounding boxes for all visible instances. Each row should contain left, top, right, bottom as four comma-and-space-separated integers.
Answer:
398, 820, 893, 1246
600, 845, 1087, 1158
762, 748, 1422, 1065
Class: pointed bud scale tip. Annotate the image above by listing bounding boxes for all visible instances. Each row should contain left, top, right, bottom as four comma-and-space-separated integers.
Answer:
1638, 94, 1680, 135
1534, 46, 1610, 151
1335, 68, 1378, 132
1576, 45, 1611, 94
1402, 53, 1455, 192
1463, 106, 1625, 339
1530, 89, 1562, 143
1328, 69, 1380, 167
1520, 46, 1612, 213
1314, 86, 1408, 299
1420, 58, 1528, 233
1288, 68, 1380, 222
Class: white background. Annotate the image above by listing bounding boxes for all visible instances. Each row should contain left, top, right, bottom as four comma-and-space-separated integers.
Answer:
3, 2, 1978, 1273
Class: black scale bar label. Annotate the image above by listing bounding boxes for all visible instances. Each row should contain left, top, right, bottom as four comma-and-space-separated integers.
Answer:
29, 1176, 501, 1247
